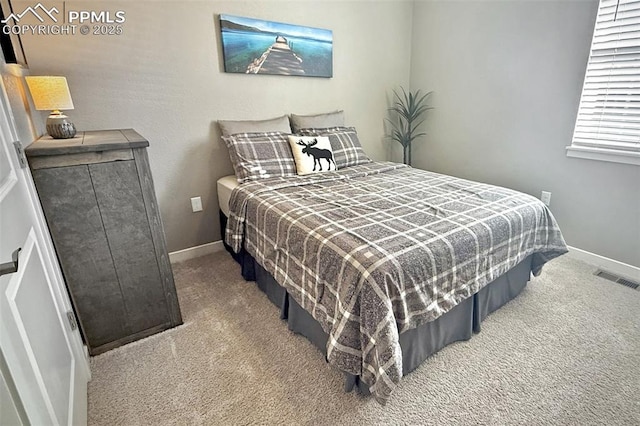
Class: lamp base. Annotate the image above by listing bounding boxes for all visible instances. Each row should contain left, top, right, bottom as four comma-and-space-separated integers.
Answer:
46, 113, 76, 139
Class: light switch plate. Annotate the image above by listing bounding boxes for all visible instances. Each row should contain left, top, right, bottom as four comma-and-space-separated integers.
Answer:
190, 197, 203, 212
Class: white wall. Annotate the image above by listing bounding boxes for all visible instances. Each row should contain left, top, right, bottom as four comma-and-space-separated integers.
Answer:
410, 0, 640, 268
17, 0, 413, 252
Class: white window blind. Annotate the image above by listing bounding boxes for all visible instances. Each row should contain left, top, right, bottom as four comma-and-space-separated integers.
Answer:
569, 0, 640, 165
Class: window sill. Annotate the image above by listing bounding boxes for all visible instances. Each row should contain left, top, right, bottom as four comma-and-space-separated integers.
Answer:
566, 146, 640, 166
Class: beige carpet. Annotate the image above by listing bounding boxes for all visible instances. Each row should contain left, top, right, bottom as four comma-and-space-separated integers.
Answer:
88, 251, 640, 425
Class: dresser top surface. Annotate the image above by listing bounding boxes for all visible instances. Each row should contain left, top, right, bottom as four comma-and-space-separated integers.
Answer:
25, 129, 149, 157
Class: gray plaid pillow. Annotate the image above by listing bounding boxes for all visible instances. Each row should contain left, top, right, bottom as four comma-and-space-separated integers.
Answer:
222, 132, 296, 183
298, 127, 371, 168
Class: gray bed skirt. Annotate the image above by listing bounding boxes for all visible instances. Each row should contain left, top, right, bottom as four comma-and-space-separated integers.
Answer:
220, 210, 532, 394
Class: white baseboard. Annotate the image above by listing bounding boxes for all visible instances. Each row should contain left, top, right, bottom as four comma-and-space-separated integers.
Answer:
567, 245, 640, 282
169, 241, 225, 263
169, 241, 640, 281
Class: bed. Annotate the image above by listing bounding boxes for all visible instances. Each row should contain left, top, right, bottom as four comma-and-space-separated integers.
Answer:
217, 115, 568, 404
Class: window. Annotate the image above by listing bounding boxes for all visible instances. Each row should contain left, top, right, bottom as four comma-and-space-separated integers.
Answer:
568, 0, 640, 166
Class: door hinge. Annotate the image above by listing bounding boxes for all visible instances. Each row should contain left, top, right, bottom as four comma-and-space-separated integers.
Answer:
12, 141, 27, 169
66, 311, 78, 331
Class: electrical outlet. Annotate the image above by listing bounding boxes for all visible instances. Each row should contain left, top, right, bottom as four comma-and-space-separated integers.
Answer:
541, 191, 551, 206
190, 196, 203, 212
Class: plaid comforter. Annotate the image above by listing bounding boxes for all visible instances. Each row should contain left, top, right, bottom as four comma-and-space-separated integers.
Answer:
226, 162, 567, 403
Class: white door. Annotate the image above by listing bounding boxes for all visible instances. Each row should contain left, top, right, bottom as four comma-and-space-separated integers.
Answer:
0, 62, 89, 424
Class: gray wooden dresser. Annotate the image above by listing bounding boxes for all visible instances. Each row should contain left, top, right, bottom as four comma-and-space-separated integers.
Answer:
25, 129, 182, 355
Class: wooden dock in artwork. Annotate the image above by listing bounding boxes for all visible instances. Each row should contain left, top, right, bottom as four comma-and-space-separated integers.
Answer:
246, 36, 305, 75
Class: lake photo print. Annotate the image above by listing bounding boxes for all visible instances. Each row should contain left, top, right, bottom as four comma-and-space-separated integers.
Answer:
219, 14, 333, 78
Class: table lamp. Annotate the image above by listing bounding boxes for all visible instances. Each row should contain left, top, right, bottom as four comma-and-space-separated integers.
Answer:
25, 76, 77, 139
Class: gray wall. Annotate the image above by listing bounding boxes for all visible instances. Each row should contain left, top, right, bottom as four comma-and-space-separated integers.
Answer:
16, 0, 639, 268
410, 0, 640, 268
18, 0, 413, 252
2, 65, 41, 145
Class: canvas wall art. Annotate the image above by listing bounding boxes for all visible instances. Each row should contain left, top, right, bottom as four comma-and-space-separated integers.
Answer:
219, 14, 333, 78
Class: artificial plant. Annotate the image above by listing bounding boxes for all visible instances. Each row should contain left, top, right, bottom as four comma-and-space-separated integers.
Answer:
386, 88, 433, 166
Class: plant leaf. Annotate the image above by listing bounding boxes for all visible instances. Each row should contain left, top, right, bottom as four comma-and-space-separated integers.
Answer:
387, 86, 432, 149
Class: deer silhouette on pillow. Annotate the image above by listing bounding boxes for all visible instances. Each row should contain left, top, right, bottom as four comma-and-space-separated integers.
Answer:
296, 138, 336, 171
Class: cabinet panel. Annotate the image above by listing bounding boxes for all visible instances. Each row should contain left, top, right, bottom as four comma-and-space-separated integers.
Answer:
32, 166, 127, 347
89, 160, 170, 334
133, 148, 182, 325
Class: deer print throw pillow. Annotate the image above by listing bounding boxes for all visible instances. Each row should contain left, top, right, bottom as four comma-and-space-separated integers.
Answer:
287, 135, 337, 175
297, 127, 371, 168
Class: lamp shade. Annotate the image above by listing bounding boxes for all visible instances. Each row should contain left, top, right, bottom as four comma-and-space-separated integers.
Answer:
25, 76, 74, 111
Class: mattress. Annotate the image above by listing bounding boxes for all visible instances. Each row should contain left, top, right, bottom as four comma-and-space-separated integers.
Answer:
217, 175, 239, 217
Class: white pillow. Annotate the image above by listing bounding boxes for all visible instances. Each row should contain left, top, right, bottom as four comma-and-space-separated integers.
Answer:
287, 135, 337, 175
